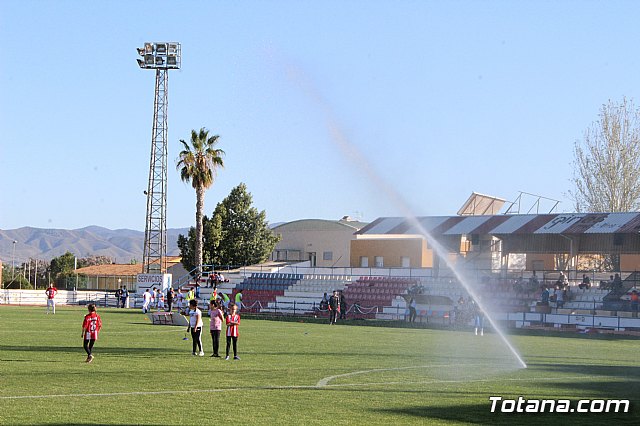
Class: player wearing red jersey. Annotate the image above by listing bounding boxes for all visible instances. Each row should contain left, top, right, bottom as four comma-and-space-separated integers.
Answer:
45, 283, 58, 314
81, 304, 102, 363
225, 303, 241, 360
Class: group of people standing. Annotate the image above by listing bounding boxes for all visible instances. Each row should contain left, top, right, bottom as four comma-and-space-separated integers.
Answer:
208, 286, 243, 313
453, 296, 485, 335
187, 299, 241, 360
139, 282, 244, 316
206, 272, 227, 288
78, 284, 243, 363
320, 290, 347, 324
141, 286, 185, 313
114, 286, 129, 308
540, 284, 567, 309
538, 272, 570, 309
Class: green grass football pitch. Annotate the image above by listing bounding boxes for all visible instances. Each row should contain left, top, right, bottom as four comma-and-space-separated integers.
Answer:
0, 306, 638, 425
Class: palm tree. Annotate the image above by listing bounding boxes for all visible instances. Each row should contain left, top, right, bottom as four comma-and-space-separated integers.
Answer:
176, 128, 225, 276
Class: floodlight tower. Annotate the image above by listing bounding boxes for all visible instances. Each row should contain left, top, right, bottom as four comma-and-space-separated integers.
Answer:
136, 42, 181, 274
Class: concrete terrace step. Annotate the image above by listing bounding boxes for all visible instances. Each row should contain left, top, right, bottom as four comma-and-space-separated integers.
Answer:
296, 281, 346, 286
291, 286, 344, 293
284, 291, 325, 299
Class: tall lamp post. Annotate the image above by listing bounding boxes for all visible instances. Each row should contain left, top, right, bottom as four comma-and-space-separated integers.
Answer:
11, 240, 17, 280
136, 42, 181, 275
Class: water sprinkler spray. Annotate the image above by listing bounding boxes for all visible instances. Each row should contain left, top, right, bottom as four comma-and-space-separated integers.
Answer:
283, 60, 527, 369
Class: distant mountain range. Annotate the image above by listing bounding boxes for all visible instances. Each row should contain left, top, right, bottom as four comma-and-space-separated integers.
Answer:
0, 226, 190, 264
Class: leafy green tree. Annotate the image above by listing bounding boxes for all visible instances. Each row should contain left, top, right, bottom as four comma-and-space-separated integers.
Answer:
176, 128, 225, 275
177, 215, 223, 274
177, 183, 280, 270
209, 183, 280, 266
77, 255, 114, 268
49, 251, 76, 278
177, 227, 197, 274
2, 273, 32, 289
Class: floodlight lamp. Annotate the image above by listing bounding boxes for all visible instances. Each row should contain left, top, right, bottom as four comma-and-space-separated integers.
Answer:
156, 43, 167, 55
167, 43, 177, 55
166, 56, 177, 66
137, 58, 145, 68
155, 56, 164, 65
144, 54, 154, 65
144, 43, 154, 54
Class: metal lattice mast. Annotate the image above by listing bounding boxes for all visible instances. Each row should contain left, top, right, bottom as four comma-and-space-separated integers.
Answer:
137, 42, 181, 274
143, 69, 168, 273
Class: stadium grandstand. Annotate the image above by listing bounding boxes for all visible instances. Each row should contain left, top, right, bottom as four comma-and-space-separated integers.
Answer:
4, 208, 640, 333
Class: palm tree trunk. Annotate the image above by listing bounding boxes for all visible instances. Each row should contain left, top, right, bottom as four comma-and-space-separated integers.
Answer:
195, 185, 205, 275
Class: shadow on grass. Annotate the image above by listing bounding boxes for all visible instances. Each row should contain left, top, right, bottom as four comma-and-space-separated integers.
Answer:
376, 403, 638, 425
509, 328, 640, 341
0, 345, 181, 356
526, 363, 640, 398
540, 380, 640, 399
528, 362, 640, 380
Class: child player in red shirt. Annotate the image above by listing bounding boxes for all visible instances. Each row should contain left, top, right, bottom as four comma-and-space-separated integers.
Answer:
225, 303, 241, 360
81, 304, 102, 363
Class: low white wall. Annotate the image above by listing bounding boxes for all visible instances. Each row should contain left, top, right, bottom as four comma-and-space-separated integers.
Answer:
0, 289, 115, 306
277, 264, 435, 278
498, 311, 640, 330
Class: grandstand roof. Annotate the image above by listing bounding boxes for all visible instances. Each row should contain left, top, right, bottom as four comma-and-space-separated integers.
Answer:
356, 213, 640, 236
356, 213, 640, 254
273, 218, 368, 232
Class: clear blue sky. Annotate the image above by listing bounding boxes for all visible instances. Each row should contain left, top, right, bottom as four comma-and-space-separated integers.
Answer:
2, 1, 639, 231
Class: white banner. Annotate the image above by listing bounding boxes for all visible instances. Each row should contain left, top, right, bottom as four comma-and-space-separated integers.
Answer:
136, 274, 172, 294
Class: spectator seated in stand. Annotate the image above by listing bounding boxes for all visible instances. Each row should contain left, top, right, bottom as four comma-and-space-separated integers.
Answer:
579, 274, 591, 290
600, 276, 613, 290
208, 273, 217, 288
319, 293, 329, 311
514, 277, 525, 293
556, 271, 567, 288
611, 273, 623, 291
515, 275, 538, 294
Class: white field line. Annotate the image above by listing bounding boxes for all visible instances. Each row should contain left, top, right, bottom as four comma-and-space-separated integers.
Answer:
317, 361, 629, 387
316, 364, 491, 387
0, 371, 596, 401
